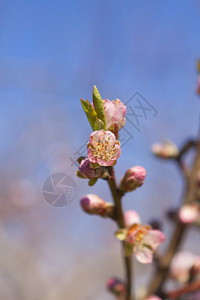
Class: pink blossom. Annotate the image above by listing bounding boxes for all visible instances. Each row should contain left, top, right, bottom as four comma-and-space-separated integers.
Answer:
178, 204, 199, 224
119, 166, 146, 192
146, 296, 162, 300
124, 210, 141, 228
80, 194, 113, 217
151, 141, 179, 159
78, 158, 104, 179
103, 98, 126, 135
125, 225, 165, 263
87, 130, 121, 166
170, 251, 200, 283
197, 77, 200, 95
106, 277, 126, 297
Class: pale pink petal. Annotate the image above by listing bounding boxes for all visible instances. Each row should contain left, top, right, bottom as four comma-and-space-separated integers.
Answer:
87, 147, 97, 163
134, 244, 153, 264
143, 230, 166, 251
124, 210, 141, 228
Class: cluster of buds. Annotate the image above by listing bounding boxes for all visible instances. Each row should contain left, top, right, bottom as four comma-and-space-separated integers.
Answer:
178, 203, 200, 224
170, 251, 200, 283
119, 166, 146, 193
77, 86, 125, 185
80, 194, 114, 218
151, 141, 179, 159
116, 210, 165, 263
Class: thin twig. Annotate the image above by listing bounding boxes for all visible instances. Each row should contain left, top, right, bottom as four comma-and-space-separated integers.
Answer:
107, 166, 133, 300
147, 139, 200, 296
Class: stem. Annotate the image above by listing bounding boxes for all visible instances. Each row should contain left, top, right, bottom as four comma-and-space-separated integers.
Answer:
107, 166, 133, 300
147, 139, 200, 296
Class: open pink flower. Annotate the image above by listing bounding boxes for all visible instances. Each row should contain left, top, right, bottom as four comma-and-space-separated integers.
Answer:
179, 204, 199, 224
87, 130, 121, 166
103, 98, 126, 134
123, 224, 165, 264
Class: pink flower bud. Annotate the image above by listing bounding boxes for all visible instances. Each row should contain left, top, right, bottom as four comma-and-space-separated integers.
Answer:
124, 210, 141, 228
106, 277, 126, 297
78, 158, 104, 179
178, 204, 199, 224
119, 166, 146, 192
152, 141, 179, 159
80, 194, 114, 217
197, 77, 200, 95
87, 130, 121, 166
103, 99, 126, 135
146, 296, 161, 300
146, 295, 162, 300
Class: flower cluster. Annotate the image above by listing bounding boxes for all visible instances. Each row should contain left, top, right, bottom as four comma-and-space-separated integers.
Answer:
78, 86, 166, 299
77, 86, 125, 185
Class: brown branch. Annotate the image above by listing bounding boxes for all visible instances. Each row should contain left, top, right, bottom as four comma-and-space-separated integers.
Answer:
107, 166, 133, 300
167, 279, 200, 299
147, 139, 200, 296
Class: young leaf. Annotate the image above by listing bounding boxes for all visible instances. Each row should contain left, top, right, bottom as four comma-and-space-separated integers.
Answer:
88, 178, 98, 186
115, 229, 127, 241
92, 85, 106, 129
80, 99, 97, 130
93, 118, 105, 131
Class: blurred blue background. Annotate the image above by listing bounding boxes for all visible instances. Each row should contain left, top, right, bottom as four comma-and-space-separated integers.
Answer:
0, 1, 200, 299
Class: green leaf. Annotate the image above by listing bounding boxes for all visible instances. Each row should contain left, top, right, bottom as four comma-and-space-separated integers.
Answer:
76, 171, 85, 178
93, 118, 105, 130
115, 229, 127, 241
80, 99, 97, 130
88, 178, 98, 186
92, 85, 106, 129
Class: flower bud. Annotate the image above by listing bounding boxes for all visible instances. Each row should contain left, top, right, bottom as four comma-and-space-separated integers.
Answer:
119, 166, 146, 192
151, 141, 179, 159
124, 210, 141, 228
106, 277, 126, 297
197, 77, 200, 95
103, 99, 126, 135
178, 204, 199, 224
170, 252, 200, 283
146, 296, 162, 300
80, 194, 114, 217
149, 220, 162, 230
77, 158, 105, 179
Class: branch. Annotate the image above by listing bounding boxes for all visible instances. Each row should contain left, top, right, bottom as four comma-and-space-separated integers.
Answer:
167, 279, 200, 299
107, 166, 133, 300
147, 138, 200, 296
